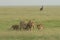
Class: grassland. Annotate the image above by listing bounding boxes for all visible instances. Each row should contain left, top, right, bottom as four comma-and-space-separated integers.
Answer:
0, 6, 60, 40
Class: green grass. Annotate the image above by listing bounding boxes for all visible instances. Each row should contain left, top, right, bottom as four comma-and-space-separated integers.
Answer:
0, 28, 60, 40
0, 6, 60, 40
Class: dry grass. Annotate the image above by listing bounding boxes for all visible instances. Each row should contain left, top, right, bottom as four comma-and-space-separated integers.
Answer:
0, 6, 60, 40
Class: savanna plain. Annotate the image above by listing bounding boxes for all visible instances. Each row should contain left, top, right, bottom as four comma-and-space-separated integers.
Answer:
0, 6, 60, 40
